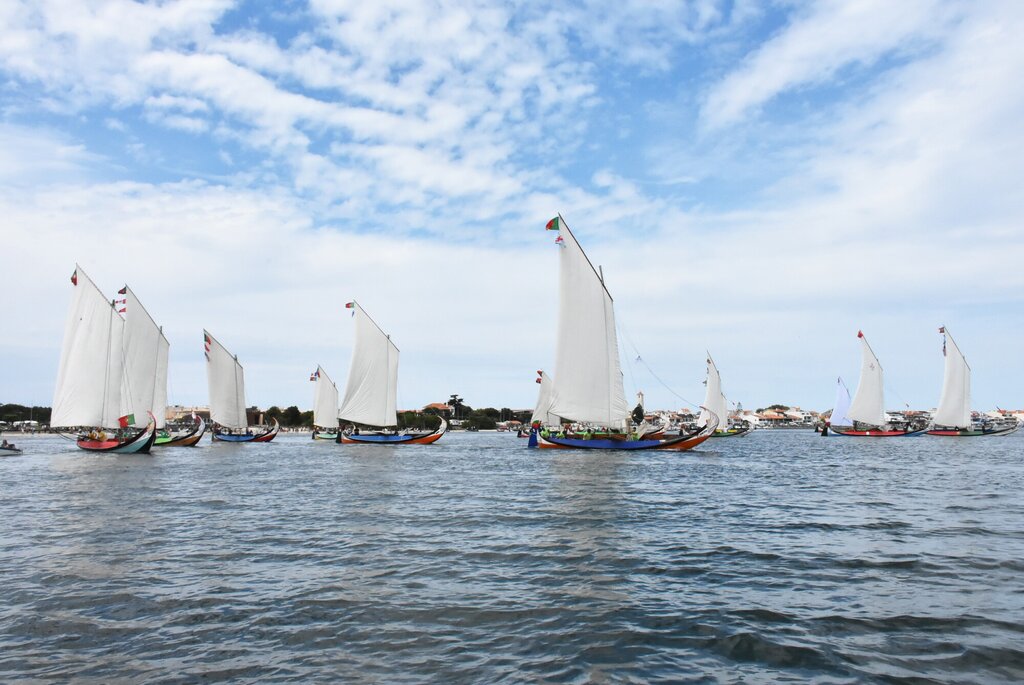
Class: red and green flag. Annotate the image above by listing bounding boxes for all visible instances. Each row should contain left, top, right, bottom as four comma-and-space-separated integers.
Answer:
118, 414, 135, 428
70, 269, 78, 286
545, 217, 560, 231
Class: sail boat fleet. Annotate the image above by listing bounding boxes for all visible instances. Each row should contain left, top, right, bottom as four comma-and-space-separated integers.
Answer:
49, 218, 1018, 454
825, 329, 1019, 437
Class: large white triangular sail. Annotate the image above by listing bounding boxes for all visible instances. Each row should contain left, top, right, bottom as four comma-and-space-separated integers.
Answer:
121, 286, 169, 429
204, 330, 247, 430
339, 302, 399, 427
531, 371, 560, 426
847, 332, 886, 427
313, 365, 340, 430
698, 354, 728, 431
830, 376, 853, 426
932, 326, 971, 429
546, 217, 631, 428
51, 266, 126, 429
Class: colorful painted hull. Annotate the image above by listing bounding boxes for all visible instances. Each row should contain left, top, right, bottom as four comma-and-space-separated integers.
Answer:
829, 427, 928, 437
154, 417, 207, 447
312, 431, 339, 440
927, 423, 1020, 437
339, 418, 448, 445
77, 418, 157, 454
212, 419, 280, 443
711, 425, 754, 438
535, 426, 714, 451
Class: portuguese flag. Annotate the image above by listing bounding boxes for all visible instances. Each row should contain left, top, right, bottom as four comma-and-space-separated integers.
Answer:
118, 414, 135, 428
545, 217, 560, 231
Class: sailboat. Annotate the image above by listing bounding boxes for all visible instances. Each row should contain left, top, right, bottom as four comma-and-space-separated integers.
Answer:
336, 301, 447, 445
927, 327, 1019, 437
311, 365, 339, 440
830, 331, 925, 437
204, 330, 279, 442
115, 285, 206, 448
820, 376, 852, 436
51, 266, 156, 453
530, 215, 716, 450
699, 354, 752, 438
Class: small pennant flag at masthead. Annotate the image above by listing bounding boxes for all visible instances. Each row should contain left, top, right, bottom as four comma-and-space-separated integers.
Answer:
545, 216, 560, 231
70, 269, 78, 286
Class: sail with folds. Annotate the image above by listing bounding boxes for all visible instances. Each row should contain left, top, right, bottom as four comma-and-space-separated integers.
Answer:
204, 330, 247, 430
698, 355, 729, 431
313, 365, 340, 429
339, 302, 399, 427
52, 266, 126, 429
847, 331, 886, 427
830, 376, 853, 426
121, 286, 169, 429
546, 217, 630, 428
531, 371, 560, 426
932, 327, 971, 429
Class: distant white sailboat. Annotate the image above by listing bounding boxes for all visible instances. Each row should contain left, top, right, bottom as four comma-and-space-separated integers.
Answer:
530, 370, 559, 427
338, 301, 446, 445
204, 330, 278, 442
311, 365, 339, 440
698, 354, 752, 438
51, 266, 155, 453
832, 331, 924, 437
927, 327, 1018, 436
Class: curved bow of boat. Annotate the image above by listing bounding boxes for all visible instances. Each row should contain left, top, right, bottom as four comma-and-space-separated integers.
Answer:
212, 419, 279, 443
926, 420, 1021, 437
536, 412, 716, 451
155, 416, 207, 447
829, 426, 929, 437
76, 415, 157, 453
340, 417, 448, 445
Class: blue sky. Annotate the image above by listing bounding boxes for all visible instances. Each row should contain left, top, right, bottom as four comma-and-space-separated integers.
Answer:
2, 0, 1023, 414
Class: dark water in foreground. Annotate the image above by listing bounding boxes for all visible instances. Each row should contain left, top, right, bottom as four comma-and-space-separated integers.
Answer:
1, 431, 1023, 683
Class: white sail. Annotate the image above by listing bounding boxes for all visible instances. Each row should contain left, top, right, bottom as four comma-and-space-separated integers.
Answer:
698, 354, 729, 431
51, 266, 125, 429
121, 286, 169, 428
547, 218, 631, 428
531, 371, 560, 426
153, 335, 169, 430
830, 376, 853, 426
932, 327, 971, 429
339, 303, 399, 427
847, 332, 886, 427
204, 330, 247, 430
313, 365, 340, 429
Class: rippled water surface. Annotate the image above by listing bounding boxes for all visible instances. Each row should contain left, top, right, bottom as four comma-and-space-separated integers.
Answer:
2, 430, 1023, 683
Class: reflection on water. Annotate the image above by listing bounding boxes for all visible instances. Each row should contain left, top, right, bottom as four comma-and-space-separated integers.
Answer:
1, 431, 1023, 682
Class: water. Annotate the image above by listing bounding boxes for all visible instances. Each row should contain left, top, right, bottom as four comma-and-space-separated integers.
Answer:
1, 430, 1023, 683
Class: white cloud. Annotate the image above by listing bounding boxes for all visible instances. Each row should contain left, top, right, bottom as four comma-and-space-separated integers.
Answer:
701, 0, 955, 129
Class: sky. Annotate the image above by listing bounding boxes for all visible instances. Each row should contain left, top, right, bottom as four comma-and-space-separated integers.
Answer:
2, 0, 1023, 414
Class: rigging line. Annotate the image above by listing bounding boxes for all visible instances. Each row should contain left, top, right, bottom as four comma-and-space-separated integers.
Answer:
616, 320, 701, 409
885, 382, 913, 411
